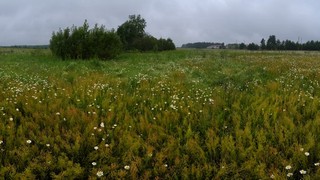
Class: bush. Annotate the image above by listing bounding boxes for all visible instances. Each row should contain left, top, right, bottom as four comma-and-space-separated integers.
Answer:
50, 20, 122, 60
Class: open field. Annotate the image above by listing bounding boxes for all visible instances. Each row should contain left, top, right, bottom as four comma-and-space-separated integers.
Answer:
1, 48, 320, 179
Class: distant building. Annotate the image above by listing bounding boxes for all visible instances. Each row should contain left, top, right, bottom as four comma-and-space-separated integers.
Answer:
206, 43, 225, 49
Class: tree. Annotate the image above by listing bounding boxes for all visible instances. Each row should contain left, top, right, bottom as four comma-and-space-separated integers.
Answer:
158, 38, 176, 51
132, 35, 158, 52
50, 20, 122, 60
284, 40, 298, 50
260, 38, 266, 50
247, 43, 259, 50
266, 35, 277, 50
117, 14, 147, 50
239, 43, 246, 50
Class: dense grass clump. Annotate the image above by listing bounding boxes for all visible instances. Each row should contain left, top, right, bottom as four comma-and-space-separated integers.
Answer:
1, 48, 320, 179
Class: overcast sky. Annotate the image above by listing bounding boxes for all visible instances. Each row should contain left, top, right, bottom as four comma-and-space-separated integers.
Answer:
0, 0, 319, 47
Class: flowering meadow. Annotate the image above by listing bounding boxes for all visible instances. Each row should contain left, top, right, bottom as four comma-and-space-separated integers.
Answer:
1, 48, 320, 179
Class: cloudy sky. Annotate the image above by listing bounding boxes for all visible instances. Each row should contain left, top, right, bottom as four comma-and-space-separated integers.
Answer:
0, 0, 319, 47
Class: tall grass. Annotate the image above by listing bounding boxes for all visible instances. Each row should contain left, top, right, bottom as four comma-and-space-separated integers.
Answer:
1, 48, 320, 179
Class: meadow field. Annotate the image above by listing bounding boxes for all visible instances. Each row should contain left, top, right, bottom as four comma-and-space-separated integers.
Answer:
1, 48, 320, 179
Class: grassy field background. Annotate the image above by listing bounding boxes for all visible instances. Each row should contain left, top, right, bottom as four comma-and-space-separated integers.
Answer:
1, 48, 320, 179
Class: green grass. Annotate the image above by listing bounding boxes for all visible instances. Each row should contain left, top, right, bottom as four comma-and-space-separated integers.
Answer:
1, 48, 320, 179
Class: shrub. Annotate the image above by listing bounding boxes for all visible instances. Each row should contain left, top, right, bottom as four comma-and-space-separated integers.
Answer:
50, 20, 122, 60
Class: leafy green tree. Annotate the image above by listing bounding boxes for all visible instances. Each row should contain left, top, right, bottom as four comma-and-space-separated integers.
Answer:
132, 35, 158, 52
89, 25, 122, 59
239, 43, 246, 49
260, 38, 266, 50
50, 20, 122, 60
158, 38, 176, 51
247, 43, 259, 50
283, 40, 297, 50
117, 15, 147, 50
266, 35, 277, 50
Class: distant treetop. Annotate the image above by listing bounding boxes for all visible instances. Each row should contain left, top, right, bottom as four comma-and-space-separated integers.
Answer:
181, 42, 225, 49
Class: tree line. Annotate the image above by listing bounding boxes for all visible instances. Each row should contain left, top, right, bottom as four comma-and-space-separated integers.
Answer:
181, 42, 224, 49
238, 35, 320, 51
50, 15, 175, 60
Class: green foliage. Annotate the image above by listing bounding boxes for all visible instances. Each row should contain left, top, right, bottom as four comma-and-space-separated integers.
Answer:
247, 43, 260, 50
117, 14, 147, 50
50, 20, 122, 60
267, 35, 277, 50
181, 42, 225, 49
1, 49, 320, 178
117, 15, 175, 52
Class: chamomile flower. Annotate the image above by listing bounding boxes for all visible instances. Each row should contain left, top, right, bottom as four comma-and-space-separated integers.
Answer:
287, 172, 293, 177
96, 171, 103, 177
300, 169, 307, 174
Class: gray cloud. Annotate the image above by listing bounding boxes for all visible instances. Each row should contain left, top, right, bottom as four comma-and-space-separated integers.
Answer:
0, 0, 319, 46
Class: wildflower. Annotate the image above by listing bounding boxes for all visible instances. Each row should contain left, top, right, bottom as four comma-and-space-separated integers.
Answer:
164, 164, 168, 168
105, 144, 109, 147
16, 108, 19, 112
94, 146, 99, 150
305, 152, 310, 156
100, 122, 105, 128
300, 148, 304, 152
9, 117, 13, 121
92, 162, 97, 166
0, 140, 3, 144
285, 165, 292, 170
96, 170, 103, 177
46, 144, 50, 147
315, 162, 320, 166
26, 140, 32, 144
299, 169, 307, 174
56, 112, 60, 115
124, 165, 130, 170
287, 172, 293, 177
270, 174, 275, 179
